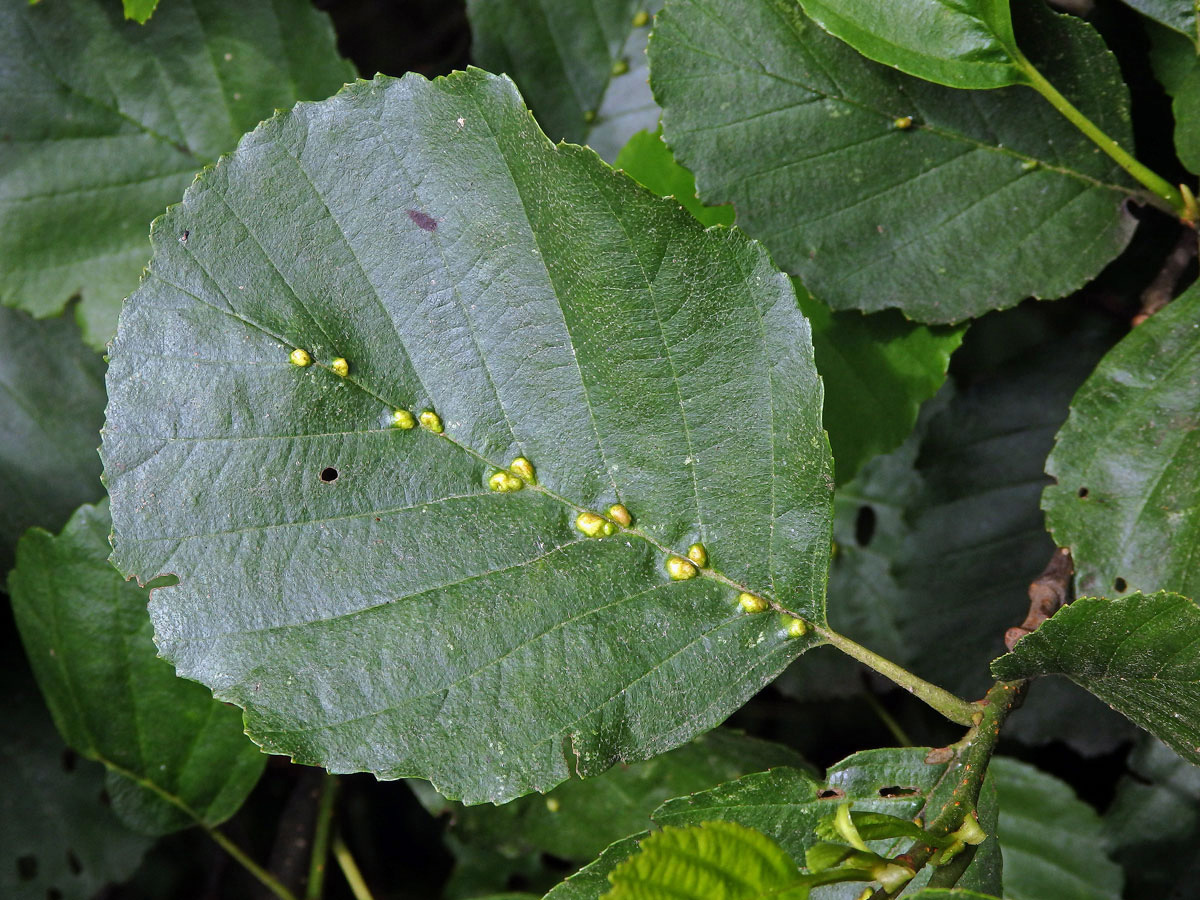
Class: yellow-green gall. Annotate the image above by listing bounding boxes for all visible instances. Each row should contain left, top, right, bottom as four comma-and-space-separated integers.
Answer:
330, 357, 349, 377
601, 520, 618, 537
583, 109, 596, 124
509, 457, 536, 482
289, 348, 312, 367
666, 556, 698, 581
687, 542, 708, 568
488, 471, 523, 493
611, 58, 629, 77
893, 115, 914, 130
419, 410, 444, 433
738, 592, 768, 613
608, 504, 632, 527
632, 10, 649, 27
576, 511, 608, 538
784, 616, 807, 638
545, 797, 561, 813
391, 409, 416, 430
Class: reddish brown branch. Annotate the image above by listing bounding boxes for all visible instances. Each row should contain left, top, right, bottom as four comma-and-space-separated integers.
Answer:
1004, 547, 1073, 651
1133, 230, 1198, 326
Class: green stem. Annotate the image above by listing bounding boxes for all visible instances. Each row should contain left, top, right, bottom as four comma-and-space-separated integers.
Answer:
333, 833, 375, 900
205, 826, 299, 900
305, 775, 340, 900
816, 626, 978, 726
870, 679, 1027, 900
1015, 54, 1185, 217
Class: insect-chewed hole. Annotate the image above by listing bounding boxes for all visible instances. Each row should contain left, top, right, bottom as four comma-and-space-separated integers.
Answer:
319, 467, 339, 484
878, 785, 918, 798
855, 505, 877, 547
1077, 487, 1089, 498
17, 855, 37, 881
65, 852, 82, 876
60, 749, 77, 773
817, 788, 845, 800
1114, 577, 1127, 593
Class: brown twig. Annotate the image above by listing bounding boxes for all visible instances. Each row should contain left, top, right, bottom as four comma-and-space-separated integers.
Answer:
1004, 547, 1073, 651
1133, 229, 1198, 326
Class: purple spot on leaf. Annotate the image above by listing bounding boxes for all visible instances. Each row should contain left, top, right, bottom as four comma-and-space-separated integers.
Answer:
407, 209, 437, 231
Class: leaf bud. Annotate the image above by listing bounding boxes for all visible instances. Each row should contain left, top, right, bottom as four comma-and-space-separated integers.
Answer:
509, 456, 536, 482
951, 812, 986, 846
665, 555, 698, 581
686, 542, 708, 567
576, 512, 608, 538
419, 410, 444, 433
738, 592, 768, 613
391, 409, 416, 430
330, 357, 349, 377
608, 504, 632, 527
289, 348, 312, 367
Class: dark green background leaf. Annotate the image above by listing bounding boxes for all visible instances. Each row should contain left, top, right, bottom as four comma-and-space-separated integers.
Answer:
468, 0, 662, 160
102, 69, 832, 804
0, 650, 153, 900
8, 503, 266, 835
992, 757, 1122, 900
0, 0, 353, 346
650, 0, 1137, 322
1043, 283, 1200, 600
993, 592, 1200, 763
0, 305, 106, 577
1121, 0, 1200, 45
1146, 20, 1200, 175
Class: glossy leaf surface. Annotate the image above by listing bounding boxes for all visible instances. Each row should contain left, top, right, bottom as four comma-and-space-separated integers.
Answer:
102, 69, 833, 804
797, 0, 1025, 89
650, 0, 1137, 322
1043, 283, 1200, 600
0, 0, 353, 346
8, 503, 266, 835
993, 592, 1200, 764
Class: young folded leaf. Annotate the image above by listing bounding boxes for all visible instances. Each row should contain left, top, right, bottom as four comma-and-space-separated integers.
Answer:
102, 69, 832, 804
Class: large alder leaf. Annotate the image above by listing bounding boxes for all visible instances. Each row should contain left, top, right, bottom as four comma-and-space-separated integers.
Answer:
1043, 283, 1200, 600
993, 592, 1200, 764
612, 130, 964, 483
102, 69, 833, 804
0, 305, 106, 576
796, 0, 1025, 89
8, 503, 267, 835
468, 0, 663, 161
650, 0, 1138, 323
991, 757, 1122, 900
0, 0, 353, 347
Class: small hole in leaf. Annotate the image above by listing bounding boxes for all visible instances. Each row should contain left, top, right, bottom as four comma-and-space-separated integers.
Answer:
854, 505, 877, 547
1114, 577, 1127, 593
319, 467, 339, 483
878, 785, 918, 798
817, 788, 844, 800
17, 855, 37, 881
60, 749, 77, 773
65, 852, 82, 876
1077, 487, 1089, 498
